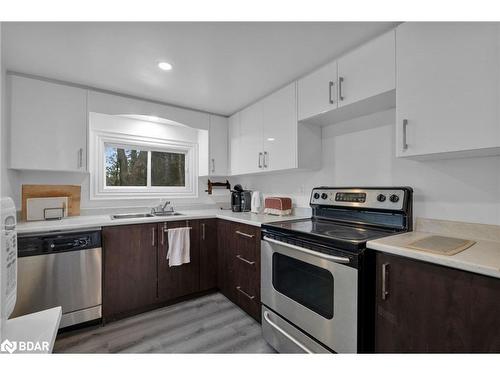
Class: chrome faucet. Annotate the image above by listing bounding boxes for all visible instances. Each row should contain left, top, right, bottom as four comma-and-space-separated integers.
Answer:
151, 200, 174, 215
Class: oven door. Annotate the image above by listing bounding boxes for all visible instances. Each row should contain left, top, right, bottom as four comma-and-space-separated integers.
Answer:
261, 236, 358, 353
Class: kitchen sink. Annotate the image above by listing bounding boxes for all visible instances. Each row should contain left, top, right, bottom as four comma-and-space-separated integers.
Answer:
151, 211, 183, 217
110, 212, 183, 220
110, 213, 155, 220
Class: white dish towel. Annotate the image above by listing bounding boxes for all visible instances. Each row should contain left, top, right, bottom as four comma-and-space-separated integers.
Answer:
167, 227, 191, 267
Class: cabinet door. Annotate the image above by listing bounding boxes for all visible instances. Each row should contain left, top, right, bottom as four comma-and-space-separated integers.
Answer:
337, 30, 395, 108
396, 23, 500, 157
238, 102, 263, 174
209, 115, 228, 176
375, 252, 500, 353
199, 219, 218, 291
102, 224, 157, 320
9, 75, 87, 171
228, 113, 241, 175
217, 220, 238, 302
262, 82, 298, 172
297, 60, 337, 121
157, 220, 200, 302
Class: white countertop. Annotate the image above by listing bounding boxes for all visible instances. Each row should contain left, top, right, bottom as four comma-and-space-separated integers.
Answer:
368, 227, 500, 279
16, 209, 308, 234
1, 307, 61, 353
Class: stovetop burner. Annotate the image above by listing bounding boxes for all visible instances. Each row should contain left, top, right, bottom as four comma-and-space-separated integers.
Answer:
323, 227, 374, 241
263, 218, 396, 252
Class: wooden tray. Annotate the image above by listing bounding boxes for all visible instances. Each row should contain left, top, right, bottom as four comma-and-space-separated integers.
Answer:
21, 185, 81, 220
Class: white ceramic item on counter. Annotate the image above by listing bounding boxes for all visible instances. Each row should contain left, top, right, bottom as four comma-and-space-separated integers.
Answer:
251, 191, 262, 214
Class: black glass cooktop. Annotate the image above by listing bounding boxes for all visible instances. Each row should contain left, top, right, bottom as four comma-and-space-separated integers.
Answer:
262, 218, 396, 252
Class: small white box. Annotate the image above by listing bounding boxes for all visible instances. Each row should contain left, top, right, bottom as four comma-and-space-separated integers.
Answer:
26, 197, 68, 221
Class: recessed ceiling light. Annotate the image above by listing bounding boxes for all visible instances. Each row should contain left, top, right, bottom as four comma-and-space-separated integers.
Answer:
158, 62, 173, 71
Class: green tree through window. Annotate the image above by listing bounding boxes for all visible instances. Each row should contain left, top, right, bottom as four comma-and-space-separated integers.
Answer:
105, 145, 186, 187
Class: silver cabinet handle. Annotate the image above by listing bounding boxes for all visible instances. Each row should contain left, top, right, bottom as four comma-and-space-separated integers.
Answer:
211, 158, 215, 173
402, 119, 408, 151
236, 254, 255, 266
328, 81, 334, 104
236, 230, 254, 239
381, 263, 390, 300
201, 223, 206, 240
338, 76, 344, 101
258, 152, 263, 168
78, 148, 83, 169
263, 236, 350, 264
263, 151, 268, 168
263, 311, 313, 354
161, 223, 166, 245
152, 226, 156, 247
236, 286, 255, 300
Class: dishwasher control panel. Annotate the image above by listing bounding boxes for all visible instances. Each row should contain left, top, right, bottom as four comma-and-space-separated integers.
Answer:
17, 230, 102, 257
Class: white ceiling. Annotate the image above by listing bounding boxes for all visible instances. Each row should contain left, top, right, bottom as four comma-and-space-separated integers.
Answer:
3, 22, 397, 116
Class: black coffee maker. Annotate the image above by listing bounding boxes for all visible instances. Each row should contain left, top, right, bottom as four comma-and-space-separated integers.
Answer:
231, 184, 252, 212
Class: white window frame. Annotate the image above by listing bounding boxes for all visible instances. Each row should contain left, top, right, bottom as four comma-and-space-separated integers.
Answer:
89, 130, 198, 200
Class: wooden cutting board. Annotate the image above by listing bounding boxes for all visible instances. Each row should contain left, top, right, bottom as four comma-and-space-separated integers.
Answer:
406, 235, 476, 256
21, 185, 81, 220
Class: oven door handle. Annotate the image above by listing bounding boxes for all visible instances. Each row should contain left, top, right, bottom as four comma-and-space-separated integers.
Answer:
263, 236, 351, 264
263, 311, 314, 354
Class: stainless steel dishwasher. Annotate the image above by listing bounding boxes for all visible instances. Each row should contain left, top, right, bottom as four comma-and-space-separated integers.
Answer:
12, 229, 102, 328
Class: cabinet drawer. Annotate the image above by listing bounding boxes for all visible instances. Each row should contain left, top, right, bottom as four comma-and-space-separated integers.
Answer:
235, 265, 261, 322
231, 223, 260, 262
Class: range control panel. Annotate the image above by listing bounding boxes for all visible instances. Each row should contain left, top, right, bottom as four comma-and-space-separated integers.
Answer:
310, 187, 409, 211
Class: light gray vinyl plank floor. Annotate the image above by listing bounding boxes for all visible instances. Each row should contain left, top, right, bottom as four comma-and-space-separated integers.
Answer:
54, 292, 275, 354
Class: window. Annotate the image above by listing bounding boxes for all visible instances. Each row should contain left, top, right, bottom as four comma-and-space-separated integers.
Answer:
105, 146, 148, 186
104, 146, 186, 188
151, 151, 185, 187
89, 130, 198, 199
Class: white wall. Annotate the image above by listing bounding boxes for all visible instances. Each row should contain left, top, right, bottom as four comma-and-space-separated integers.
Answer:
232, 109, 500, 225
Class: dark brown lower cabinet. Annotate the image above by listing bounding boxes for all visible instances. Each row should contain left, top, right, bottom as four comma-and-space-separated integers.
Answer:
199, 219, 218, 291
217, 220, 261, 321
375, 252, 500, 353
217, 220, 238, 302
232, 223, 261, 321
103, 218, 262, 323
102, 223, 158, 320
157, 220, 200, 302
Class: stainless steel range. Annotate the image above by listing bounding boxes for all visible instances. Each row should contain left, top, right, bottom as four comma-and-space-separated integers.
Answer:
261, 187, 413, 353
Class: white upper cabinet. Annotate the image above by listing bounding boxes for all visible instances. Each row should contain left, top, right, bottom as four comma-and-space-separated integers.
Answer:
228, 113, 241, 175
238, 101, 264, 175
208, 114, 228, 176
262, 83, 298, 172
9, 75, 88, 172
297, 32, 396, 126
229, 82, 321, 176
337, 31, 395, 108
396, 23, 500, 158
298, 61, 338, 121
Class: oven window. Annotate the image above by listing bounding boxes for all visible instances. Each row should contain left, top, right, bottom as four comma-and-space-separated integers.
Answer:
272, 253, 334, 319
